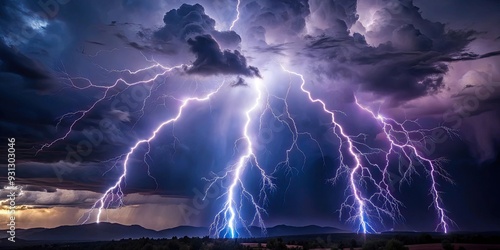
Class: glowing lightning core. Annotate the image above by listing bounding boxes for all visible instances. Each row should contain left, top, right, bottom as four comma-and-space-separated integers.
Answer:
205, 79, 275, 238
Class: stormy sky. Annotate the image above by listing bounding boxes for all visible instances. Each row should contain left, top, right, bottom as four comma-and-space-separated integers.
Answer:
0, 0, 499, 233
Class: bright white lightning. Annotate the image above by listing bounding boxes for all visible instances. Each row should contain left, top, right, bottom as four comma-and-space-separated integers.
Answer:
37, 63, 187, 154
205, 79, 275, 238
281, 65, 454, 233
229, 0, 241, 31
81, 82, 224, 224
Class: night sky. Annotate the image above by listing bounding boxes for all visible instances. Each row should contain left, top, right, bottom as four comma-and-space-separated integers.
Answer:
0, 0, 500, 235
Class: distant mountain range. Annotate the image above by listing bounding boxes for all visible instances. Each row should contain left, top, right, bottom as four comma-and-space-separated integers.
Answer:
10, 223, 345, 242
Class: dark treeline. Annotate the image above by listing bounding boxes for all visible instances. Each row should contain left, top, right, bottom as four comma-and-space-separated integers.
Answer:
13, 232, 500, 250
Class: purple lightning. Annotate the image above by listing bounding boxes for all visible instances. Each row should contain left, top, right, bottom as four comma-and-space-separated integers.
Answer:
34, 0, 457, 236
281, 65, 380, 233
354, 98, 456, 233
36, 55, 233, 224
37, 62, 187, 154
281, 65, 454, 233
81, 82, 225, 224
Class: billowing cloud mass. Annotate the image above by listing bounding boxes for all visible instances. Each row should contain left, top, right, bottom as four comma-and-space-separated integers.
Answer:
0, 41, 55, 90
155, 3, 242, 49
0, 0, 499, 233
185, 34, 261, 77
148, 3, 261, 78
296, 0, 500, 104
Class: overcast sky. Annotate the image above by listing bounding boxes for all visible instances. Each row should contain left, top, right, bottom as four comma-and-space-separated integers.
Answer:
0, 0, 499, 233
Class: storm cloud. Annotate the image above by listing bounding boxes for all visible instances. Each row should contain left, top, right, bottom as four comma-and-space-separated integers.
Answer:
0, 0, 499, 232
155, 3, 242, 49
185, 34, 261, 77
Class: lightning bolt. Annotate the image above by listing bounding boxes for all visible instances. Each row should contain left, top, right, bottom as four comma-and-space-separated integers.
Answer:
36, 0, 455, 235
260, 78, 326, 197
229, 0, 241, 31
36, 55, 233, 225
81, 82, 225, 224
281, 65, 380, 233
205, 74, 327, 238
37, 62, 187, 154
203, 3, 279, 238
354, 98, 455, 233
204, 79, 275, 238
280, 65, 453, 234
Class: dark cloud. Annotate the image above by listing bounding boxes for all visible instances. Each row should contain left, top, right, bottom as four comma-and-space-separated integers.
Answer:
0, 1, 38, 45
441, 50, 500, 62
85, 40, 105, 46
0, 0, 498, 232
240, 0, 311, 45
230, 76, 248, 87
305, 33, 480, 103
252, 43, 288, 55
155, 3, 241, 49
0, 41, 55, 90
21, 185, 58, 193
255, 0, 310, 33
0, 161, 171, 196
392, 24, 433, 51
185, 35, 261, 78
302, 0, 500, 104
308, 0, 358, 36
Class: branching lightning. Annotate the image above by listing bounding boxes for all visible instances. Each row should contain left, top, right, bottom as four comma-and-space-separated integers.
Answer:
354, 98, 456, 233
81, 82, 224, 224
36, 1, 456, 237
281, 66, 381, 233
37, 63, 187, 154
281, 65, 455, 233
204, 79, 276, 238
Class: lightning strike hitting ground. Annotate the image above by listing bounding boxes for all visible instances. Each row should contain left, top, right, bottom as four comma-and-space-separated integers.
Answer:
354, 98, 456, 233
81, 82, 225, 224
281, 65, 453, 234
36, 2, 457, 236
204, 79, 276, 238
281, 65, 380, 233
202, 4, 278, 238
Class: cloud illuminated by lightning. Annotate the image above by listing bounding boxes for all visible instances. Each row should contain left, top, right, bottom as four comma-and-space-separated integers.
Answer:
35, 0, 457, 236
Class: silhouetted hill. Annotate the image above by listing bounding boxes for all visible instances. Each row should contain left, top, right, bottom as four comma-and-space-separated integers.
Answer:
11, 223, 344, 242
16, 223, 157, 241
158, 225, 210, 238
